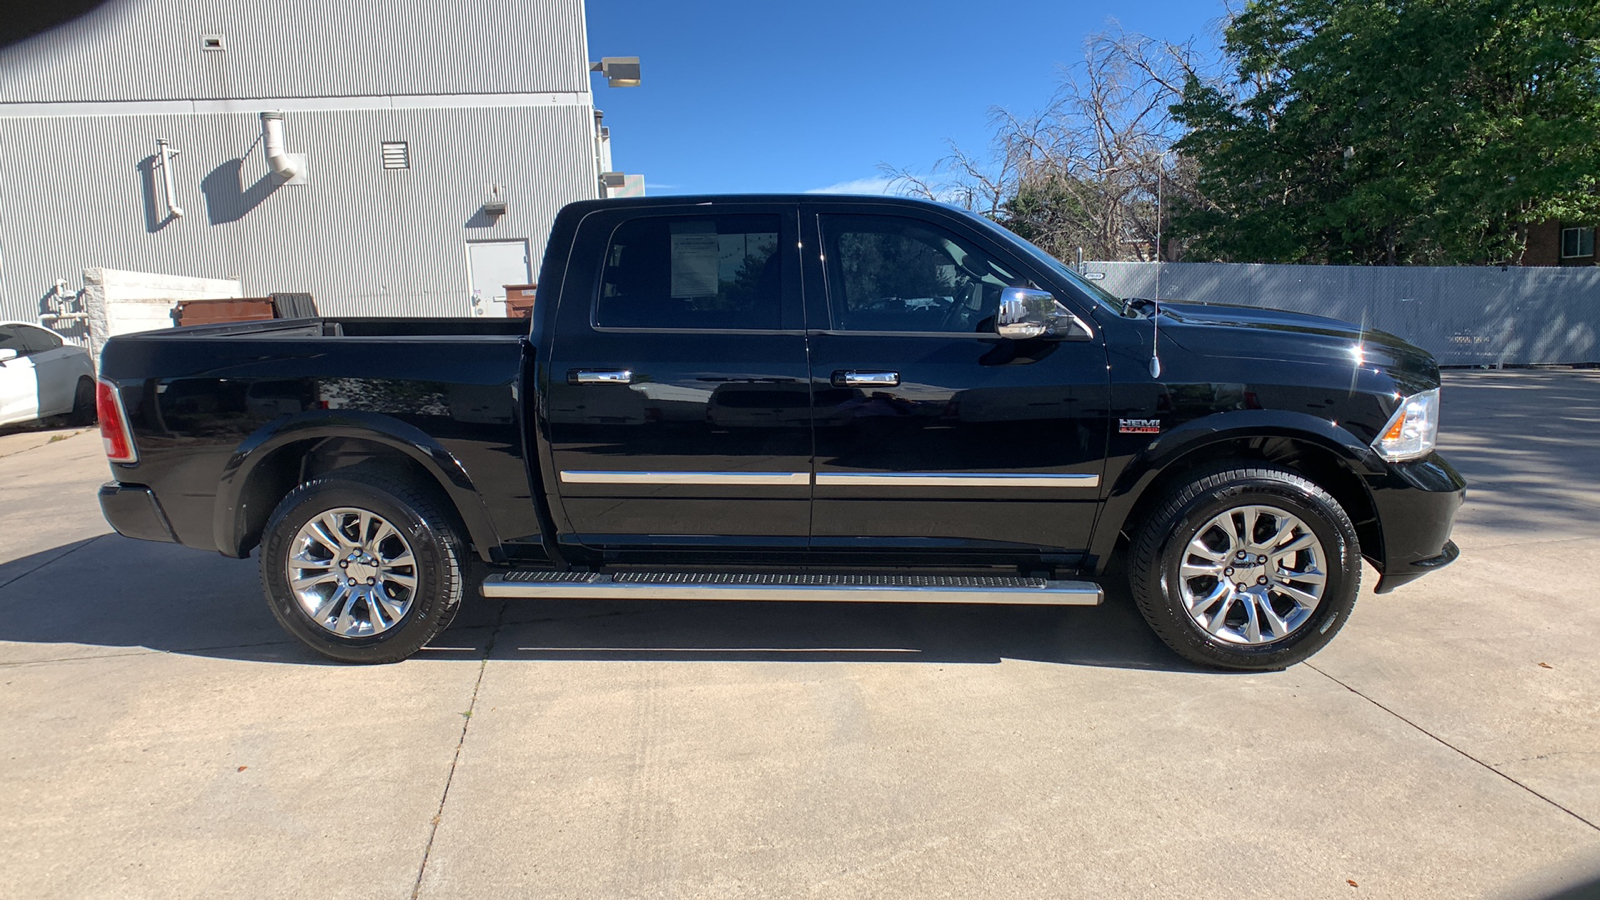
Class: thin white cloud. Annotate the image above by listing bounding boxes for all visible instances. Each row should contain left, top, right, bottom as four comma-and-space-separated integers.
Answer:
644, 182, 680, 190
805, 176, 899, 195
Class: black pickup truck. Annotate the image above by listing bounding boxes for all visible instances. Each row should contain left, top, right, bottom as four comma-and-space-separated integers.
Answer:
95, 195, 1463, 669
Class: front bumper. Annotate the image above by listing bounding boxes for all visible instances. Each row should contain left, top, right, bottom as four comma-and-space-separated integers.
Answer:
98, 482, 179, 544
1366, 454, 1466, 593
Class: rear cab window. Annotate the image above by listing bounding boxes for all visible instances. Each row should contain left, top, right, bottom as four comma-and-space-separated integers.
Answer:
597, 214, 784, 330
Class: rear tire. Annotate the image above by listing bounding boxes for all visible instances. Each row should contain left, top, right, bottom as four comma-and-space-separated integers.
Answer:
1128, 463, 1361, 671
67, 378, 96, 426
260, 473, 466, 663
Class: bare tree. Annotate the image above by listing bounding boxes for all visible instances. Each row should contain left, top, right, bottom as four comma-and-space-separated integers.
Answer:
886, 28, 1215, 263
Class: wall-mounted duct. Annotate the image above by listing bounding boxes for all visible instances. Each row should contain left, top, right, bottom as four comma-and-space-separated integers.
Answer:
260, 112, 307, 184
156, 139, 184, 218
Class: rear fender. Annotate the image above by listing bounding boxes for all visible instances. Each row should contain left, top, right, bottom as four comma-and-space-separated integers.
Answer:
213, 410, 502, 559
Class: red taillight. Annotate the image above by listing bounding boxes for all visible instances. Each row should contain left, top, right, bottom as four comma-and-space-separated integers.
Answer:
96, 379, 138, 463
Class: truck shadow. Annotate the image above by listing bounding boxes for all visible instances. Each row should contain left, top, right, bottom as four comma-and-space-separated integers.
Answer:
0, 536, 1201, 672
446, 581, 1198, 672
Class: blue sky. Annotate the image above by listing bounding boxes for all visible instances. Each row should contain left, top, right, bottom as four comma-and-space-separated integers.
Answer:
584, 0, 1229, 196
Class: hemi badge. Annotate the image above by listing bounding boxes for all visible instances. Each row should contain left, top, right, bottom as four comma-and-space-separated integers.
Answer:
1119, 418, 1161, 435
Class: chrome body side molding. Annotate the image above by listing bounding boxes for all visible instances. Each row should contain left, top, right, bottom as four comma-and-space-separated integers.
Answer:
815, 472, 1100, 488
560, 471, 810, 486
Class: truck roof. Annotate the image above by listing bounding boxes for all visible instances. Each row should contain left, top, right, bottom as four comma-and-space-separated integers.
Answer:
560, 193, 965, 215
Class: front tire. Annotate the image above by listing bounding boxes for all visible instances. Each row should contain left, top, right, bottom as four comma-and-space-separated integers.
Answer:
1129, 463, 1361, 671
260, 473, 466, 663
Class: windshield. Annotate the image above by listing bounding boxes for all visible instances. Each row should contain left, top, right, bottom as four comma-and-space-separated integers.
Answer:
962, 213, 1126, 314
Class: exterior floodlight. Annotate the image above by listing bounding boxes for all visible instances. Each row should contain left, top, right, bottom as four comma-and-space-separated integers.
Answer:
590, 57, 641, 87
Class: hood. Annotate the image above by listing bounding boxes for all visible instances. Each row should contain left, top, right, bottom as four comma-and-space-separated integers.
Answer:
1152, 301, 1439, 392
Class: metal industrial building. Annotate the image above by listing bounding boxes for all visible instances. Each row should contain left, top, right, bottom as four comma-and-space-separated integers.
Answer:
0, 0, 637, 329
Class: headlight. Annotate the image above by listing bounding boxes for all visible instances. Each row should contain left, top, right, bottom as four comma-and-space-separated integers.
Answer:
1373, 388, 1440, 462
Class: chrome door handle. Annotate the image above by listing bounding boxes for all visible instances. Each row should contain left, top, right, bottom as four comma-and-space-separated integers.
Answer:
833, 370, 899, 388
569, 368, 635, 385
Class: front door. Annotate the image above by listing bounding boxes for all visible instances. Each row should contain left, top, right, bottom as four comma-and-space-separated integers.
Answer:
0, 325, 40, 426
804, 205, 1110, 562
543, 203, 811, 555
467, 240, 530, 317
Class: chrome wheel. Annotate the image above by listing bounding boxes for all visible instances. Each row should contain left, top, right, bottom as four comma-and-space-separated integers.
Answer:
286, 507, 418, 638
1177, 504, 1327, 645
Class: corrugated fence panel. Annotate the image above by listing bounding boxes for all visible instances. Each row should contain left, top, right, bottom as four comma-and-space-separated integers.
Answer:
0, 103, 597, 322
0, 0, 589, 103
1085, 261, 1600, 366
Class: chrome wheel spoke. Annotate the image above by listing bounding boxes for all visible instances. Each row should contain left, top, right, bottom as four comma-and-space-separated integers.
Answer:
380, 549, 415, 569
310, 515, 350, 553
310, 584, 348, 622
1204, 594, 1236, 636
1235, 507, 1258, 547
292, 570, 340, 590
1274, 533, 1317, 555
371, 521, 400, 548
289, 549, 332, 567
1241, 595, 1262, 643
334, 590, 361, 634
1189, 580, 1229, 616
382, 571, 418, 590
1180, 560, 1225, 579
366, 591, 392, 631
357, 510, 378, 546
1279, 566, 1326, 586
373, 591, 406, 622
1270, 579, 1321, 609
1256, 596, 1291, 639
1261, 517, 1295, 553
1187, 537, 1228, 564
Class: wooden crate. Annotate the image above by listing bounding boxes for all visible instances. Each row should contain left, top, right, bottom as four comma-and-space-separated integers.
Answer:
174, 298, 276, 326
505, 284, 537, 319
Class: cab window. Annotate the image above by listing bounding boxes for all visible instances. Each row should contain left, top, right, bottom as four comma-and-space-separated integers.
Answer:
597, 214, 782, 330
821, 214, 1020, 333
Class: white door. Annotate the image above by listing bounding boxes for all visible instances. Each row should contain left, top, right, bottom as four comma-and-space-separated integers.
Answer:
0, 327, 40, 426
20, 325, 77, 416
467, 240, 531, 317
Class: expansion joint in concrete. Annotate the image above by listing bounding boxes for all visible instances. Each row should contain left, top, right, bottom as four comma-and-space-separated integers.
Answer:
1307, 662, 1600, 834
0, 534, 105, 591
411, 598, 507, 899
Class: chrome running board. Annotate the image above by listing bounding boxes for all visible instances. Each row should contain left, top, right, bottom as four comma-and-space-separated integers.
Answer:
481, 571, 1102, 605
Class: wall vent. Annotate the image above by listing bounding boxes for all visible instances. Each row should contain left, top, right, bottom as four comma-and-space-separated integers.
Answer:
201, 34, 226, 51
381, 142, 410, 170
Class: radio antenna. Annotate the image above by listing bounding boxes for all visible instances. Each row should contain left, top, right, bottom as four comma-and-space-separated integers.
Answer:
1150, 159, 1164, 378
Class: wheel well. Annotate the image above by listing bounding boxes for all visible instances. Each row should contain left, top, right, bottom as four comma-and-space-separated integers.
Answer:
1115, 437, 1381, 565
235, 437, 467, 556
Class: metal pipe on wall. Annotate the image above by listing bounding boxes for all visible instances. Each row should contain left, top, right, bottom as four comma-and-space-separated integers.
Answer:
155, 139, 184, 218
260, 111, 299, 180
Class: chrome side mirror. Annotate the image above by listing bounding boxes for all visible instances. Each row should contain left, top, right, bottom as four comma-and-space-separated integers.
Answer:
996, 287, 1092, 341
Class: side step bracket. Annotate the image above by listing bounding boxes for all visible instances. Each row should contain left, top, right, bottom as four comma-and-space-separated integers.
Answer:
481, 571, 1102, 606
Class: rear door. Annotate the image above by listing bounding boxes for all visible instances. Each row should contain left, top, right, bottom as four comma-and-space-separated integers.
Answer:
802, 203, 1110, 561
542, 202, 811, 555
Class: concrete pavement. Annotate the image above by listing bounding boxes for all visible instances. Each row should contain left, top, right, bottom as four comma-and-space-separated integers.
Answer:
2, 371, 1597, 899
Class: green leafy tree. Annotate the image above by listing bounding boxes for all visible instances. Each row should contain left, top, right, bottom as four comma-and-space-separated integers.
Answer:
1173, 0, 1600, 265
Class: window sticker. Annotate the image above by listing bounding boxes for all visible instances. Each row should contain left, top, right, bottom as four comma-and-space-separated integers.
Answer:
670, 220, 720, 298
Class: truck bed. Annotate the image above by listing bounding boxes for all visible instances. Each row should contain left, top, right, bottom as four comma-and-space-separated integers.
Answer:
129, 316, 532, 341
96, 316, 538, 560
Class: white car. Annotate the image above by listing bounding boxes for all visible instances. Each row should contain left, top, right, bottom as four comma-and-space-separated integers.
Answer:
0, 321, 96, 428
